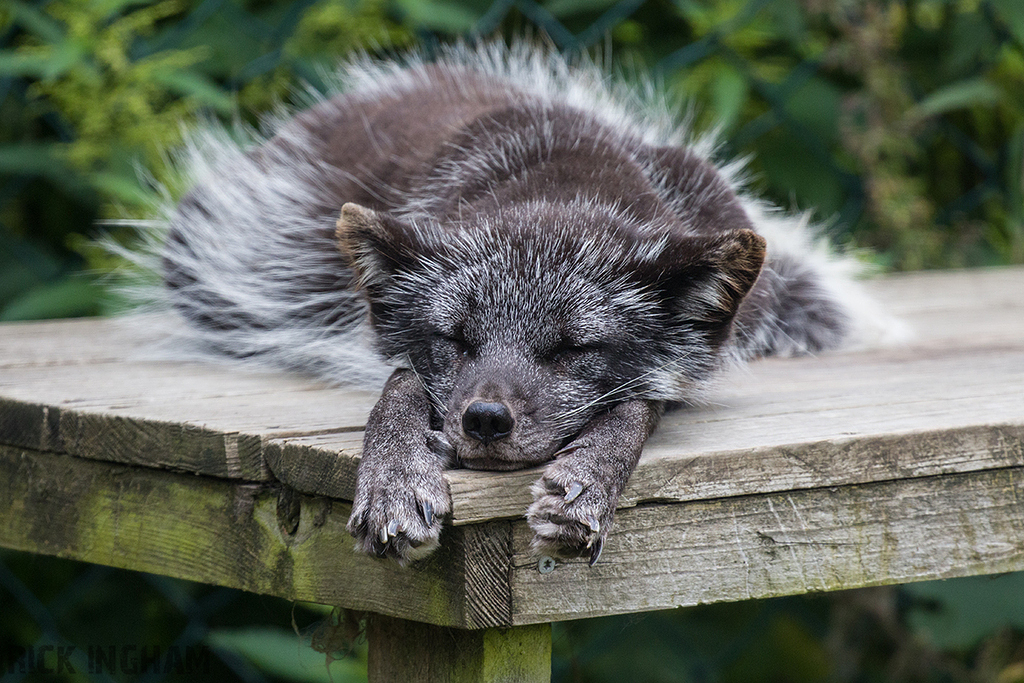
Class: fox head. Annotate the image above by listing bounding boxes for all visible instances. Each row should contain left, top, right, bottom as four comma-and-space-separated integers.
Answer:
336, 200, 764, 470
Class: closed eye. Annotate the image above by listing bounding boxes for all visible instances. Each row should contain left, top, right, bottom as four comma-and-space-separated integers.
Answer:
546, 342, 600, 364
435, 332, 473, 358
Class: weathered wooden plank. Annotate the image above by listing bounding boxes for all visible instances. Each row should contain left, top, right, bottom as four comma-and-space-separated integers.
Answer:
0, 362, 377, 433
4, 440, 1024, 628
367, 615, 551, 683
0, 317, 155, 368
0, 396, 264, 479
0, 363, 376, 479
262, 432, 364, 499
508, 466, 1024, 624
17, 333, 1010, 514
449, 422, 1024, 525
0, 317, 377, 478
865, 266, 1022, 314
448, 343, 1024, 524
862, 266, 1024, 348
0, 444, 511, 629
1, 267, 1022, 516
8, 446, 1019, 629
266, 306, 1024, 516
0, 397, 267, 479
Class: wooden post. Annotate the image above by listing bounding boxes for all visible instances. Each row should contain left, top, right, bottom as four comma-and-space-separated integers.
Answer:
367, 614, 551, 683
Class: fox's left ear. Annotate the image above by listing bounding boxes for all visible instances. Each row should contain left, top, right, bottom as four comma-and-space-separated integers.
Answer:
336, 203, 420, 291
659, 228, 766, 333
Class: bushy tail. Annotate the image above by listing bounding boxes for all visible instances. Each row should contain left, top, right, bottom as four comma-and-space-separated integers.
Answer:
729, 200, 901, 361
107, 124, 393, 388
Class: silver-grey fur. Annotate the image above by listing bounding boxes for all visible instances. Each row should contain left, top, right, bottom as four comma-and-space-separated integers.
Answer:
130, 42, 887, 564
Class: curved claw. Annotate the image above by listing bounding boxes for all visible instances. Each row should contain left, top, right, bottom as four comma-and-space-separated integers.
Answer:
564, 481, 584, 503
387, 519, 400, 537
348, 508, 366, 531
588, 536, 605, 566
584, 515, 600, 534
421, 499, 434, 527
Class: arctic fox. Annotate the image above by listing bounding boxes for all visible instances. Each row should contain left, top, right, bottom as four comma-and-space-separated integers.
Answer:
157, 43, 874, 565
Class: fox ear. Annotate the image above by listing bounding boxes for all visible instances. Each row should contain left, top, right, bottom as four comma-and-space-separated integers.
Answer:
660, 228, 766, 333
336, 203, 418, 290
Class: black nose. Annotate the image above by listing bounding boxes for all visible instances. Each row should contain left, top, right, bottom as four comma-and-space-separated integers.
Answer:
462, 401, 514, 444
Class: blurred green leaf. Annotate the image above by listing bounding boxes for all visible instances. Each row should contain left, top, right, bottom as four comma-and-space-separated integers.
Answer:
913, 78, 1002, 119
42, 40, 94, 80
0, 144, 95, 199
89, 170, 161, 207
990, 0, 1024, 47
208, 627, 367, 683
711, 65, 748, 132
0, 275, 105, 321
151, 68, 236, 114
394, 0, 480, 32
544, 0, 620, 20
905, 573, 1024, 649
0, 39, 89, 81
93, 0, 156, 19
0, 143, 63, 176
0, 50, 62, 79
6, 0, 66, 43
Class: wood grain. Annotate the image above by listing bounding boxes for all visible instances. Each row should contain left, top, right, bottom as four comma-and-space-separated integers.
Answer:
447, 343, 1024, 524
367, 615, 550, 683
5, 442, 1023, 628
862, 266, 1024, 349
0, 444, 508, 629
1, 267, 1022, 629
508, 466, 1024, 624
1, 268, 1023, 520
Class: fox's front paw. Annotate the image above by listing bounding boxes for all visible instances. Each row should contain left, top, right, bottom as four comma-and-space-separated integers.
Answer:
526, 452, 617, 565
346, 456, 451, 565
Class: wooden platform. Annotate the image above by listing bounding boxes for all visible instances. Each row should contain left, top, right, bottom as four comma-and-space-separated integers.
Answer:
2, 267, 1023, 681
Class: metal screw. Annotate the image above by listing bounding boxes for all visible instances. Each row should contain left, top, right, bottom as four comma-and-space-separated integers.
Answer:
538, 556, 556, 574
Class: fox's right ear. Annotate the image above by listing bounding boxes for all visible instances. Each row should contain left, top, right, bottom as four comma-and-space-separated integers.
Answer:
336, 203, 418, 290
657, 228, 766, 333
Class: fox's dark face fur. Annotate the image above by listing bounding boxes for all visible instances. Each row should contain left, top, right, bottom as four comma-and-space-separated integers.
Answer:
338, 199, 766, 472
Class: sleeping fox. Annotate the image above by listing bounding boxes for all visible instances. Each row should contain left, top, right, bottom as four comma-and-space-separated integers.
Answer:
157, 42, 875, 565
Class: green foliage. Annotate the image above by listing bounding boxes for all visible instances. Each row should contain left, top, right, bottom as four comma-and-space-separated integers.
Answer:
13, 0, 221, 171
2, 0, 1024, 678
551, 585, 1024, 683
2, 0, 1023, 322
0, 0, 410, 321
905, 573, 1024, 650
1, 0, 1020, 323
5, 548, 1023, 683
208, 626, 368, 682
625, 0, 1024, 270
